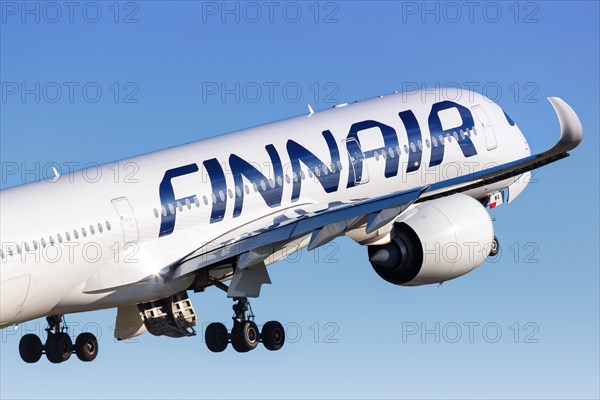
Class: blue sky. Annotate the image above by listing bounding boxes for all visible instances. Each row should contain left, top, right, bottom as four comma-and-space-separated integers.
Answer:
1, 1, 598, 399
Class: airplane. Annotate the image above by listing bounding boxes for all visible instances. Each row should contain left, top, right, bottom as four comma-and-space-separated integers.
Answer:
0, 88, 582, 364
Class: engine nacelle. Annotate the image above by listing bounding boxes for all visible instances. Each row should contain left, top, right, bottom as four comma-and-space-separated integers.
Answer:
368, 193, 494, 286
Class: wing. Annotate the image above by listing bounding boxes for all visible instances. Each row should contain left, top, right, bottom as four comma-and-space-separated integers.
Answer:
87, 97, 582, 295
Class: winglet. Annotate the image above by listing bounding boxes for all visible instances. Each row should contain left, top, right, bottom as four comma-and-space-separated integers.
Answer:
547, 97, 583, 155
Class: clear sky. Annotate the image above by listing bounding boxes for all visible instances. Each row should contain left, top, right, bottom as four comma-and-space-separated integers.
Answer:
0, 1, 598, 399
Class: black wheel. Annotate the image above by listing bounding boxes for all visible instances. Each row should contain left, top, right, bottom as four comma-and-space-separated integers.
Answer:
75, 333, 98, 362
490, 235, 500, 257
46, 332, 72, 364
261, 321, 285, 351
205, 323, 228, 353
19, 334, 43, 363
231, 321, 260, 353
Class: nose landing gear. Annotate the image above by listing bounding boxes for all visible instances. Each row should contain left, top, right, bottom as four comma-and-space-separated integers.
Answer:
204, 297, 285, 353
17, 315, 99, 364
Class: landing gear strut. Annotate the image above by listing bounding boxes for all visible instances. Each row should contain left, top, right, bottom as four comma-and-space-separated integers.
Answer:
204, 297, 285, 353
18, 315, 99, 364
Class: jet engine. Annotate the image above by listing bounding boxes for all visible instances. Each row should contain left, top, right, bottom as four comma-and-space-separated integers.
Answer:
368, 193, 495, 286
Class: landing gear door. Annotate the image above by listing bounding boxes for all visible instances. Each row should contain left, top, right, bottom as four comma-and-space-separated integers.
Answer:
472, 105, 497, 150
343, 138, 369, 185
112, 197, 139, 244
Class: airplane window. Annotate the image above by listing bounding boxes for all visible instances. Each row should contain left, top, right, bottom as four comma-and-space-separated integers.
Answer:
432, 137, 438, 147
236, 186, 242, 197
106, 221, 112, 231
388, 148, 395, 158
154, 209, 159, 218
417, 140, 423, 151
49, 236, 55, 245
439, 135, 444, 144
276, 176, 283, 186
253, 182, 258, 192
227, 189, 233, 199
285, 175, 291, 183
425, 139, 430, 148
98, 223, 104, 233
322, 165, 329, 175
404, 144, 409, 153
307, 168, 313, 178
260, 180, 266, 191
447, 134, 452, 143
293, 172, 298, 183
65, 232, 71, 241
269, 178, 274, 189
203, 195, 209, 205
460, 130, 465, 139
0, 250, 4, 259
194, 196, 200, 207
25, 243, 31, 252
219, 190, 225, 202
212, 193, 217, 203
330, 162, 336, 173
168, 203, 175, 215
185, 198, 192, 209
74, 230, 79, 239
244, 185, 250, 194
410, 143, 416, 152
16, 244, 21, 255
374, 151, 380, 161
161, 206, 167, 216
57, 234, 63, 244
90, 225, 95, 235
301, 171, 306, 180
395, 146, 401, 156
453, 132, 459, 141
82, 228, 87, 237
337, 161, 343, 170
176, 201, 183, 212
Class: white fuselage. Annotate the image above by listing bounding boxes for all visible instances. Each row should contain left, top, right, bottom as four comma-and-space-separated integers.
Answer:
0, 89, 529, 327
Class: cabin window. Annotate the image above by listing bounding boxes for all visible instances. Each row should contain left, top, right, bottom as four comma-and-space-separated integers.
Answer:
82, 228, 87, 237
161, 206, 167, 216
260, 180, 266, 192
438, 135, 444, 144
154, 209, 159, 218
194, 196, 200, 207
49, 236, 55, 245
57, 234, 63, 244
73, 230, 79, 240
236, 186, 242, 197
453, 132, 459, 141
292, 172, 298, 183
168, 203, 175, 215
403, 145, 409, 153
410, 143, 416, 152
276, 176, 283, 187
218, 190, 225, 202
432, 137, 438, 147
425, 139, 430, 148
65, 232, 71, 241
417, 140, 423, 151
388, 148, 395, 158
244, 185, 250, 194
269, 178, 275, 189
185, 198, 192, 209
16, 244, 21, 255
252, 182, 258, 192
228, 189, 233, 199
203, 195, 209, 205
90, 225, 95, 235
176, 201, 183, 212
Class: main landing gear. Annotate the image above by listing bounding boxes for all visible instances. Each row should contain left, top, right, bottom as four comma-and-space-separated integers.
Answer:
204, 297, 285, 353
18, 315, 99, 364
